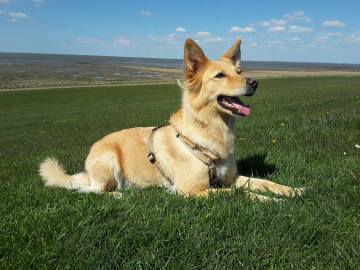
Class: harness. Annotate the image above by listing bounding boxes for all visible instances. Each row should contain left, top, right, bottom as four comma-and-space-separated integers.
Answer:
148, 126, 219, 186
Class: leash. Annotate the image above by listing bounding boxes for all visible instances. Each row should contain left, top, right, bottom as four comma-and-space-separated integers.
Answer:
148, 126, 218, 185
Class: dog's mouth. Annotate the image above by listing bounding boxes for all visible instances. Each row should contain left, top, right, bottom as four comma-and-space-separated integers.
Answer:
217, 96, 251, 117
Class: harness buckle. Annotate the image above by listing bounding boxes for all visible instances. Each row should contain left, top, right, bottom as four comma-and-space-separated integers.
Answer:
208, 162, 217, 183
148, 153, 156, 163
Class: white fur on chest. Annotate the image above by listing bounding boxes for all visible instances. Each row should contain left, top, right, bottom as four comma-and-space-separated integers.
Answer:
215, 154, 237, 185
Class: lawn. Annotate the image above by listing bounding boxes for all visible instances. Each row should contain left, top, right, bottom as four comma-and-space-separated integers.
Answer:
1, 76, 360, 268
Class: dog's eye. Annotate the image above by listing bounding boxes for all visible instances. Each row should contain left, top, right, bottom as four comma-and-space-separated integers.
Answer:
215, 73, 226, 79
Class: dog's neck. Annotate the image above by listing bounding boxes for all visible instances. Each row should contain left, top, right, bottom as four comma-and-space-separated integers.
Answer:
170, 104, 236, 160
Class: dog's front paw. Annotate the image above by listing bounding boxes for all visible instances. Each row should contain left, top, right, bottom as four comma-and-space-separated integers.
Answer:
110, 192, 123, 199
291, 187, 305, 196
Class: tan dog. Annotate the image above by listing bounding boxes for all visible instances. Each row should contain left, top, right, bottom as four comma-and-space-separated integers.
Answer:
39, 38, 303, 200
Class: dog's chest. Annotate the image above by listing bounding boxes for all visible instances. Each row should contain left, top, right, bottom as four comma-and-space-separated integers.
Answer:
215, 158, 232, 181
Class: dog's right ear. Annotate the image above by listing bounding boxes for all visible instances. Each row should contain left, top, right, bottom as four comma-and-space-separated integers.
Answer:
184, 39, 210, 78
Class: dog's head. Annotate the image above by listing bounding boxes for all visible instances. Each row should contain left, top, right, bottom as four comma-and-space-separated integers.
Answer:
181, 38, 258, 117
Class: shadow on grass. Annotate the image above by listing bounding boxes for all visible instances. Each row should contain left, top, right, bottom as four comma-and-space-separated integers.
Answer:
236, 153, 276, 178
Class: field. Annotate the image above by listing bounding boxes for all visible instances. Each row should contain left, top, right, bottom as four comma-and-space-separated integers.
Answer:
1, 76, 360, 268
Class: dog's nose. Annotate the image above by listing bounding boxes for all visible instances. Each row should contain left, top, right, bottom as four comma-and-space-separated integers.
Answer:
246, 77, 259, 89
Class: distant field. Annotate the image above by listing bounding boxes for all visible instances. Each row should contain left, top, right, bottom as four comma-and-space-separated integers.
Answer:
2, 52, 360, 90
1, 76, 360, 268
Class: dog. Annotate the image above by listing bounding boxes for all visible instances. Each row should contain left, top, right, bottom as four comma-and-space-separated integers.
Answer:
39, 38, 303, 201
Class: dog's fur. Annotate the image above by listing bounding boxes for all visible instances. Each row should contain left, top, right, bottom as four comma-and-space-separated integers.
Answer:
39, 38, 303, 200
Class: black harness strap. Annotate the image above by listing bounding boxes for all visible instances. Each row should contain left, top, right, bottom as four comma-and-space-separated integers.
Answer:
147, 126, 174, 186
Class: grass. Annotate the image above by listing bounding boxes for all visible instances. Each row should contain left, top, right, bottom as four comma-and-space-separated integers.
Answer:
1, 76, 360, 269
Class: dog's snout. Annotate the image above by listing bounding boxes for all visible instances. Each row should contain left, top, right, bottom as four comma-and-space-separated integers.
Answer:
246, 77, 259, 89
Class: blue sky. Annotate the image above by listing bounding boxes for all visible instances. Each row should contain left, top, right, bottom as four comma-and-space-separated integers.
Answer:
1, 0, 360, 63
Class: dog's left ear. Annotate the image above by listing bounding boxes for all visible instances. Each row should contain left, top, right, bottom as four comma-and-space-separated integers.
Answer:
222, 38, 241, 68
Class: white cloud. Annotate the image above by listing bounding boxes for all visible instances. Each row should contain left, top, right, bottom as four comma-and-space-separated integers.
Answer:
288, 25, 314, 33
175, 27, 186, 32
290, 37, 300, 42
254, 11, 313, 30
284, 11, 313, 22
9, 12, 31, 19
325, 32, 343, 37
113, 38, 131, 45
339, 31, 360, 44
197, 31, 211, 36
76, 37, 88, 43
251, 43, 257, 46
313, 32, 344, 43
314, 35, 329, 43
257, 19, 287, 27
269, 40, 284, 45
0, 9, 3, 13
7, 18, 16, 22
270, 19, 287, 26
76, 37, 105, 45
148, 34, 181, 44
258, 21, 272, 27
204, 37, 224, 42
322, 21, 347, 27
228, 26, 257, 33
140, 11, 154, 17
146, 32, 235, 47
267, 26, 286, 33
0, 0, 10, 3
148, 35, 162, 41
293, 11, 304, 16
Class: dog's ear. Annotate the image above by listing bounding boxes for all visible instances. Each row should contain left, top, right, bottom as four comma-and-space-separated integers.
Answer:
222, 38, 241, 68
184, 39, 210, 77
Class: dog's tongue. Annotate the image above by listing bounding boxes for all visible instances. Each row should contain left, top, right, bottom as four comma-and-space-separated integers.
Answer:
228, 97, 251, 115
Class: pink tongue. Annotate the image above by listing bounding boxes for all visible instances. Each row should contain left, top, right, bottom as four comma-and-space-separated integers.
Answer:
239, 105, 251, 115
228, 97, 251, 116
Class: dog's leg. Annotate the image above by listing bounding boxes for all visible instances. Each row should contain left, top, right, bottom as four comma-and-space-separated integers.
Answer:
82, 154, 119, 193
236, 175, 304, 197
108, 191, 123, 199
245, 191, 283, 202
190, 188, 280, 202
191, 188, 233, 197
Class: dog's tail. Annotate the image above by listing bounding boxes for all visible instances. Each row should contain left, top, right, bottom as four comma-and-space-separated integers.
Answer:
39, 157, 89, 190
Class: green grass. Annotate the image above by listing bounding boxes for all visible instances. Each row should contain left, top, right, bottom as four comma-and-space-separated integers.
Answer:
1, 77, 360, 269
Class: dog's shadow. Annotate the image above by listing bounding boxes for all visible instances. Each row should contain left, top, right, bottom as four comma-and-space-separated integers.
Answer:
236, 153, 276, 178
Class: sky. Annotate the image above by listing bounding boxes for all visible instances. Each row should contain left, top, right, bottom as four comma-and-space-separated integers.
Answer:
1, 0, 360, 63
